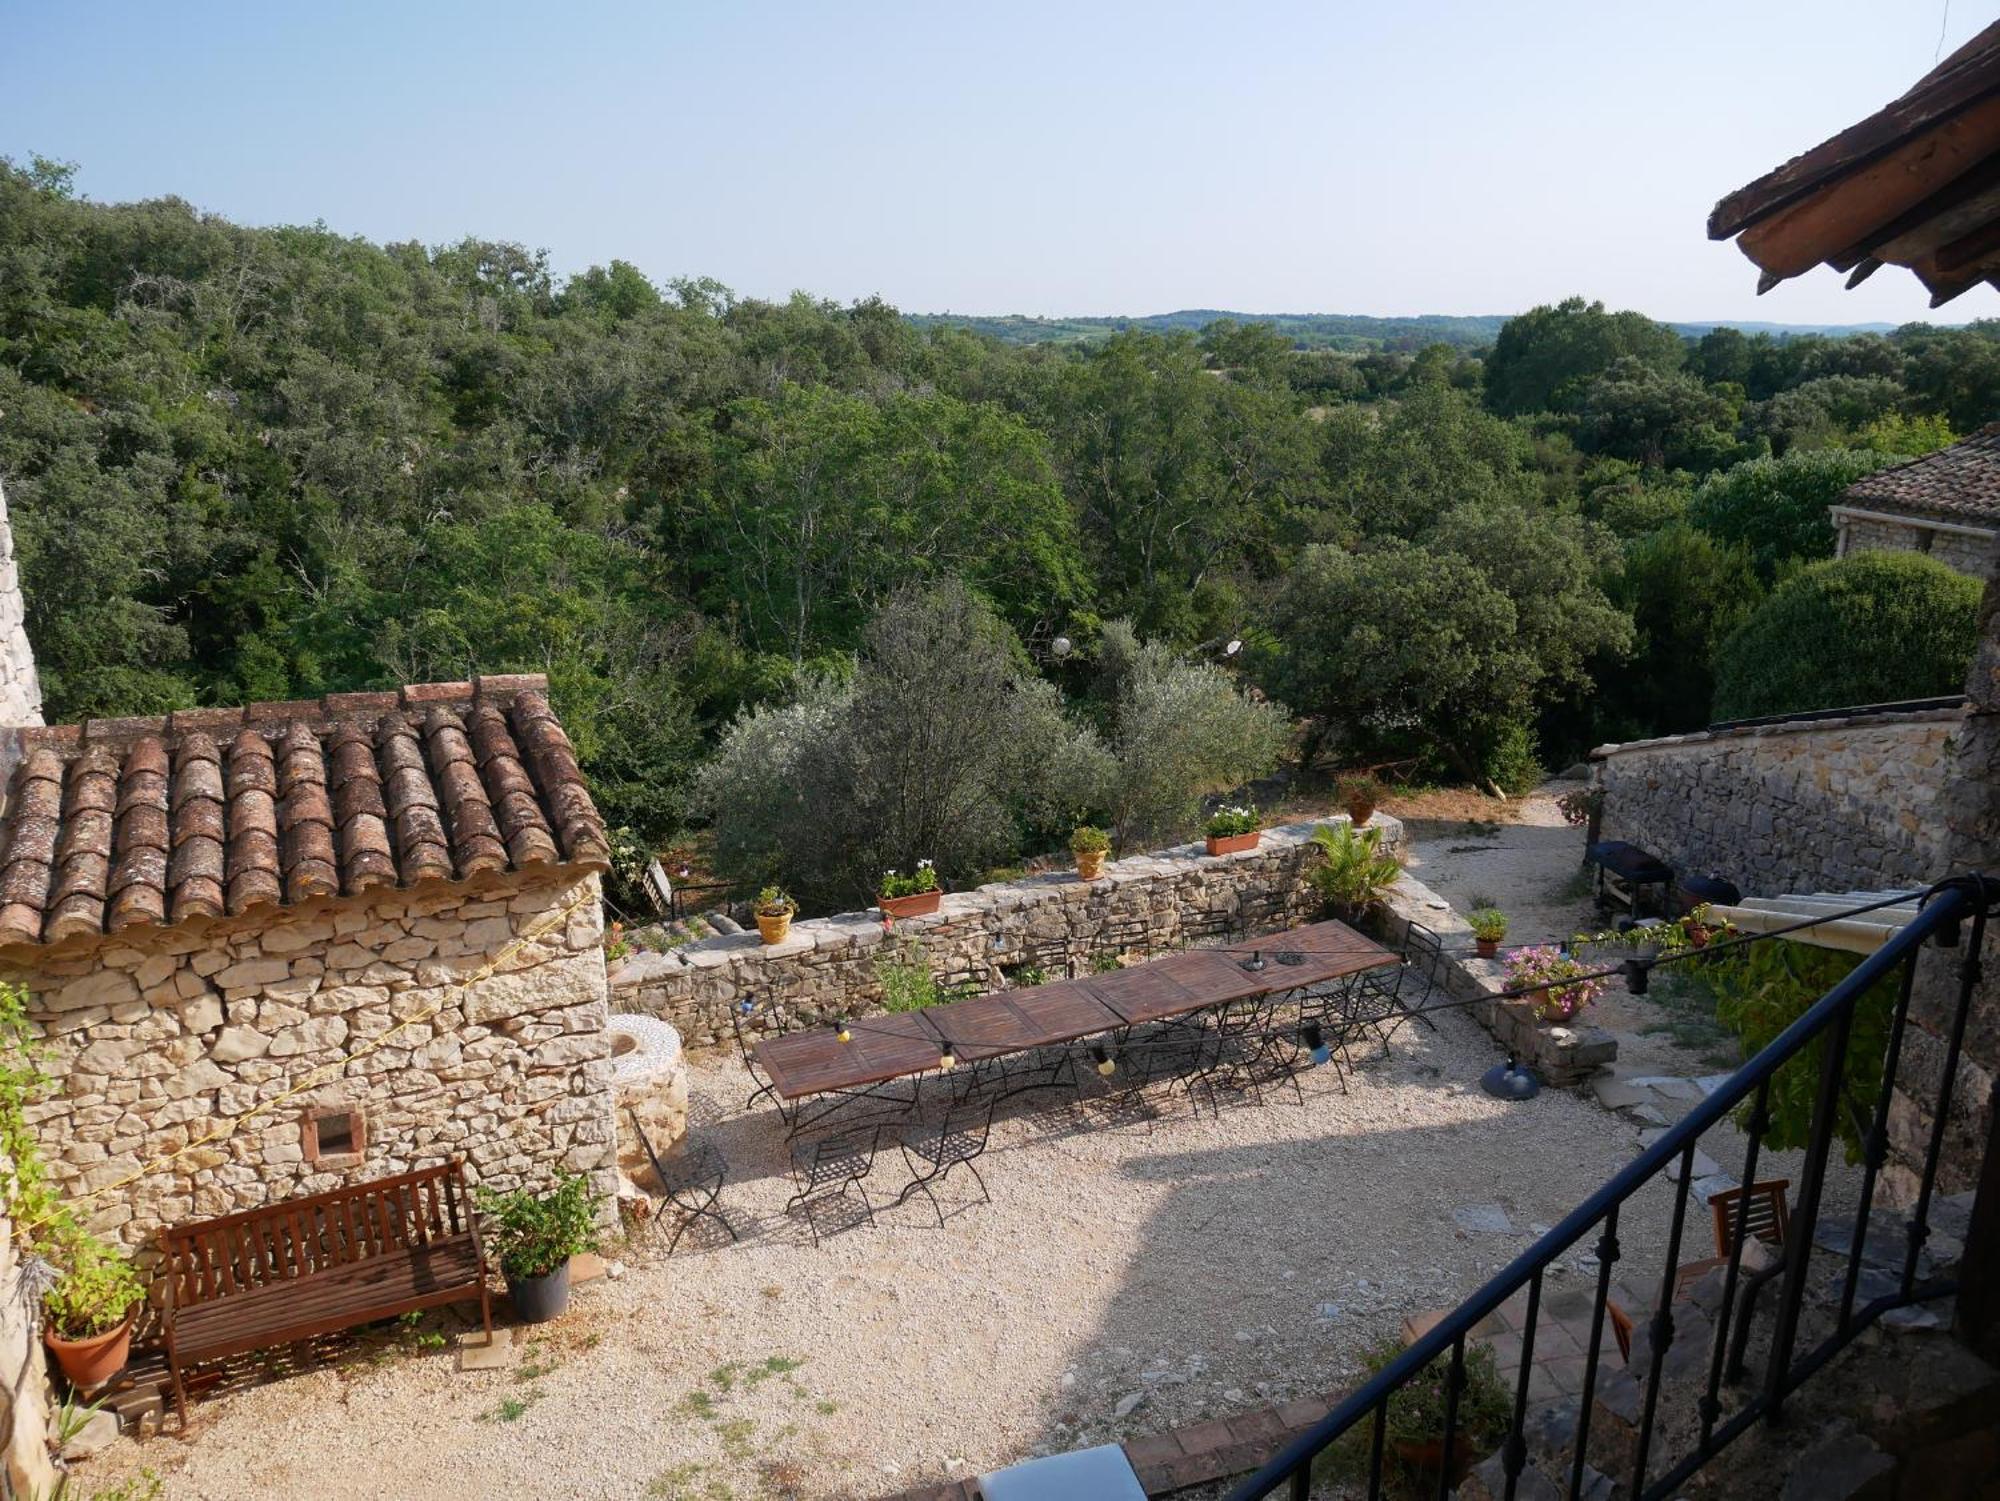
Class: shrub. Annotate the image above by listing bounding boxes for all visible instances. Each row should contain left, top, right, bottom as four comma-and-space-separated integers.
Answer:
1711, 552, 1979, 721
474, 1175, 603, 1281
1468, 908, 1508, 942
875, 940, 948, 1012
1204, 804, 1258, 838
1309, 823, 1401, 918
1318, 1334, 1513, 1496
44, 1232, 144, 1340
1070, 824, 1111, 854
1689, 449, 1894, 578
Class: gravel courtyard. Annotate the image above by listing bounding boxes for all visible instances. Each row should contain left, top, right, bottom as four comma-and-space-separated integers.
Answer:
85, 1005, 1708, 1501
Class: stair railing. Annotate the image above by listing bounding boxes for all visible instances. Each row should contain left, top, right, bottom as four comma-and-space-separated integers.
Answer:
1228, 872, 1995, 1501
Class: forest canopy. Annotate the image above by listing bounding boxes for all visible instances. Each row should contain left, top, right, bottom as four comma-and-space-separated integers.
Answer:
1, 158, 1991, 889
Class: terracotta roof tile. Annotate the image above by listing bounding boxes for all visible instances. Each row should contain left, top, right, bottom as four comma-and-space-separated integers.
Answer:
1839, 424, 2000, 526
0, 675, 607, 946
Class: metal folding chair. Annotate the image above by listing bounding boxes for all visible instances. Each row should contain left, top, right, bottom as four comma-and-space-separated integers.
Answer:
629, 1109, 736, 1254
894, 1098, 997, 1227
731, 997, 789, 1121
785, 1125, 881, 1246
1361, 921, 1444, 1048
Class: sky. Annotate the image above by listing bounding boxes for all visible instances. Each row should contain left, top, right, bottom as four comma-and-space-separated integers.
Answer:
2, 0, 1990, 325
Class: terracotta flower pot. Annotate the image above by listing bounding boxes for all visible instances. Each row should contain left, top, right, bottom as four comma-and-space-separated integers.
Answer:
1394, 1434, 1479, 1488
756, 911, 793, 945
1205, 831, 1261, 856
1345, 800, 1376, 827
878, 889, 942, 920
1476, 937, 1500, 959
1075, 849, 1107, 880
46, 1313, 135, 1390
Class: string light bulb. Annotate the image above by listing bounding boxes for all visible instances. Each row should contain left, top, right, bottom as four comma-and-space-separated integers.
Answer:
1622, 957, 1651, 996
1302, 1021, 1331, 1066
938, 1040, 957, 1070
738, 995, 756, 1017
835, 1017, 852, 1043
1092, 1043, 1117, 1077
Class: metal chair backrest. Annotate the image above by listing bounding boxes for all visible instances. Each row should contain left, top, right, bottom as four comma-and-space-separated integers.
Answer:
1403, 921, 1444, 988
1709, 1179, 1791, 1256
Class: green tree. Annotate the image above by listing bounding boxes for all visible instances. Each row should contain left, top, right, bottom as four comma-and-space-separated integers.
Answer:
1483, 297, 1686, 416
1712, 552, 1979, 720
1598, 526, 1763, 735
1689, 449, 1897, 579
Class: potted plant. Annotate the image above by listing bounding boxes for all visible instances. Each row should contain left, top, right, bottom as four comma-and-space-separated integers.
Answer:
43, 1234, 144, 1389
1319, 1335, 1512, 1495
1071, 825, 1111, 880
1204, 804, 1261, 857
1337, 773, 1387, 827
878, 860, 942, 920
1309, 823, 1401, 926
1502, 945, 1609, 1023
474, 1174, 603, 1324
754, 886, 797, 944
1468, 908, 1508, 959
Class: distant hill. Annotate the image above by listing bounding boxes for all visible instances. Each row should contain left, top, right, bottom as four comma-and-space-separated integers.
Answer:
905, 309, 1926, 353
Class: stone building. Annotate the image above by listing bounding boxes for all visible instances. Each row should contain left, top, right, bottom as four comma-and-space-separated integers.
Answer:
0, 674, 621, 1253
1831, 425, 2000, 578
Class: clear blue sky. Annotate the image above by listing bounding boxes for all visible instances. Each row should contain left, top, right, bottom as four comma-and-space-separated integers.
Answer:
3, 0, 1988, 324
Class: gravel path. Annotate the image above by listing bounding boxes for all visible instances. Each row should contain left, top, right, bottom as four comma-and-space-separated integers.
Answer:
85, 1010, 1704, 1501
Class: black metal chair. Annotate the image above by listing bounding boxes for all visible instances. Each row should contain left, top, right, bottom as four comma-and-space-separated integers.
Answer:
894, 1098, 997, 1227
1361, 921, 1444, 1049
629, 1109, 736, 1254
731, 996, 788, 1120
785, 1125, 881, 1246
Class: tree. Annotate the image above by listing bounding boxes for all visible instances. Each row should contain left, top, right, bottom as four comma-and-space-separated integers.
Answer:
1688, 449, 1897, 579
1712, 552, 1979, 721
1597, 526, 1763, 735
1483, 297, 1686, 417
1575, 357, 1744, 472
1317, 382, 1535, 540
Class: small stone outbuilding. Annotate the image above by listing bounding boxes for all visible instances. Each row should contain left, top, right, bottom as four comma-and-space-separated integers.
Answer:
0, 674, 620, 1252
1832, 425, 2000, 578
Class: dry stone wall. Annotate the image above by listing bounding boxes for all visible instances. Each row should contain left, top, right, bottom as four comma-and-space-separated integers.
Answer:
610, 819, 1402, 1050
1837, 510, 1996, 580
9, 867, 617, 1253
0, 479, 41, 732
1591, 706, 1960, 899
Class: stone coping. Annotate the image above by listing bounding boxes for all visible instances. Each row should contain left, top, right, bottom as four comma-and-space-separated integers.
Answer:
1588, 703, 1964, 761
608, 816, 1403, 988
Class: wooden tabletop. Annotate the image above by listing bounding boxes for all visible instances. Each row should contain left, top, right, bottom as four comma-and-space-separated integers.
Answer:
752, 919, 1397, 1102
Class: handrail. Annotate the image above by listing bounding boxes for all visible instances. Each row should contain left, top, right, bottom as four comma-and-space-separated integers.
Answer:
1228, 872, 1993, 1501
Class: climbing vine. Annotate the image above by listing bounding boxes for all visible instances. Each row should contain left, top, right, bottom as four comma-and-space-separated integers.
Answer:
0, 979, 65, 1250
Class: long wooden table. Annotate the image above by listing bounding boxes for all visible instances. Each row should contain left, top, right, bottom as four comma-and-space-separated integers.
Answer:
751, 920, 1398, 1103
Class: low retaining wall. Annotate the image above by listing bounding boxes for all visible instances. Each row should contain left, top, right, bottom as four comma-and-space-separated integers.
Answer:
609, 818, 1402, 1051
1590, 704, 1961, 899
1376, 874, 1616, 1088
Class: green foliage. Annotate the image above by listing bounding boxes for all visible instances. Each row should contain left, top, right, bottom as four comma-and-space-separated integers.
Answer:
1336, 773, 1387, 808
878, 861, 938, 899
1468, 908, 1508, 942
1598, 525, 1763, 735
1707, 939, 1896, 1161
753, 886, 795, 917
1069, 824, 1111, 853
474, 1174, 603, 1280
1309, 823, 1401, 916
1712, 552, 1979, 720
1319, 1335, 1513, 1497
874, 940, 966, 1013
1204, 803, 1258, 838
1688, 449, 1894, 579
1484, 297, 1686, 416
44, 1235, 145, 1340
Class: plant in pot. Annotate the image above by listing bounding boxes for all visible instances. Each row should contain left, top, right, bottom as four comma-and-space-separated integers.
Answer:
1317, 1334, 1512, 1496
1502, 945, 1608, 1024
1203, 803, 1261, 857
1071, 825, 1111, 880
1468, 908, 1508, 959
878, 859, 942, 921
1309, 823, 1401, 927
1337, 772, 1387, 827
753, 886, 797, 945
43, 1232, 144, 1390
474, 1174, 603, 1324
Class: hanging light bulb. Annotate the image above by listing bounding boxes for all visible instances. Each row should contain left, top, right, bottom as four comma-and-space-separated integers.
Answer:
938, 1040, 957, 1070
835, 1017, 852, 1043
738, 994, 756, 1017
1302, 1021, 1331, 1066
1622, 957, 1651, 995
1051, 634, 1073, 659
1224, 637, 1243, 657
1091, 1043, 1117, 1077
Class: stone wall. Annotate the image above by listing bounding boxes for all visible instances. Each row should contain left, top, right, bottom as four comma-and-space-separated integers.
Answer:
0, 479, 41, 733
1591, 705, 1961, 899
1375, 873, 1616, 1088
610, 819, 1402, 1050
0, 1171, 56, 1499
8, 867, 617, 1254
1836, 507, 1997, 581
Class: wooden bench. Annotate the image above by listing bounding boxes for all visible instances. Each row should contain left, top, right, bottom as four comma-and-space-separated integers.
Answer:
159, 1160, 491, 1426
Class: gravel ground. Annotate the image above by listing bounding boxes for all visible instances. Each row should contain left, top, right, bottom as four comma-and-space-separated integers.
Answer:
85, 1007, 1719, 1501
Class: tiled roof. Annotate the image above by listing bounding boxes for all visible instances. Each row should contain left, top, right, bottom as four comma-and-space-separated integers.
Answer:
1838, 425, 2000, 527
0, 675, 610, 947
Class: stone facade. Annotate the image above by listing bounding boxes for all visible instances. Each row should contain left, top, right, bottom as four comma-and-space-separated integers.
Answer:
1833, 507, 1997, 580
0, 478, 42, 732
9, 866, 618, 1254
0, 1162, 56, 1498
610, 819, 1402, 1051
1591, 705, 1960, 899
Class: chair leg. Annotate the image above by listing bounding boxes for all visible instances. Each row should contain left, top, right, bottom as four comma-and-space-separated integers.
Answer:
168, 1342, 190, 1431
966, 1160, 991, 1208
480, 1282, 494, 1347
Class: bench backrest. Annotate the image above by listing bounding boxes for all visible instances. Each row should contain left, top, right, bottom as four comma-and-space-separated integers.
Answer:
160, 1160, 472, 1307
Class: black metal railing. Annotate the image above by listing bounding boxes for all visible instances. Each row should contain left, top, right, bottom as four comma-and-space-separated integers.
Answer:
1228, 872, 1994, 1501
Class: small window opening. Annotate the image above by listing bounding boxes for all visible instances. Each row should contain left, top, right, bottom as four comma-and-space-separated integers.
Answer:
303, 1106, 367, 1166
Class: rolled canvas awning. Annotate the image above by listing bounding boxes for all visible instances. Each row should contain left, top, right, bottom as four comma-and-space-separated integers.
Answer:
1709, 890, 1923, 956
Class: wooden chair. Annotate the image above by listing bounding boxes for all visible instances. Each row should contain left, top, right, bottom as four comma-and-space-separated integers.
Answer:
1709, 1179, 1791, 1257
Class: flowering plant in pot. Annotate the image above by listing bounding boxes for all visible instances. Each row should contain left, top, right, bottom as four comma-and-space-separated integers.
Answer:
878, 860, 941, 920
474, 1174, 603, 1324
43, 1232, 145, 1389
1502, 945, 1608, 1023
1468, 908, 1508, 959
1070, 825, 1111, 880
1203, 804, 1261, 856
1337, 773, 1386, 827
1319, 1334, 1511, 1494
753, 886, 797, 944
